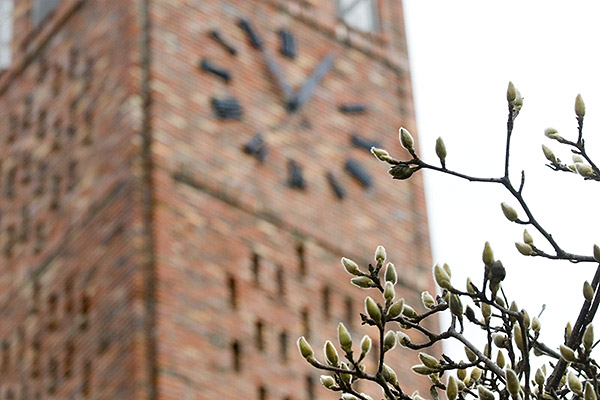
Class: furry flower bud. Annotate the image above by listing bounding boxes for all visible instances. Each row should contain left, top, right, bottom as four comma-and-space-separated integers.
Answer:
544, 127, 561, 140
385, 262, 397, 284
568, 371, 582, 395
507, 81, 517, 102
483, 241, 494, 265
542, 145, 557, 164
419, 352, 440, 369
501, 202, 518, 222
412, 364, 435, 375
560, 344, 576, 362
481, 302, 491, 322
449, 294, 463, 317
575, 163, 594, 178
382, 363, 398, 385
350, 276, 376, 289
585, 382, 596, 400
388, 298, 405, 319
375, 245, 386, 264
397, 331, 411, 347
324, 340, 339, 366
360, 335, 371, 358
365, 296, 381, 324
297, 336, 314, 362
471, 367, 482, 382
421, 291, 436, 309
506, 368, 520, 399
341, 257, 361, 275
496, 350, 505, 369
384, 281, 395, 304
320, 375, 336, 390
575, 94, 585, 119
584, 281, 594, 302
464, 346, 478, 363
535, 368, 545, 387
594, 244, 600, 262
478, 385, 495, 400
435, 137, 447, 168
513, 325, 525, 351
584, 323, 594, 351
383, 331, 396, 352
447, 376, 458, 400
433, 264, 452, 290
402, 304, 418, 318
523, 229, 534, 245
532, 317, 541, 334
338, 323, 353, 353
370, 147, 393, 163
515, 242, 534, 255
399, 127, 415, 152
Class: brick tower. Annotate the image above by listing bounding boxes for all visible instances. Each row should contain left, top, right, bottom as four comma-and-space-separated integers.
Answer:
0, 0, 435, 399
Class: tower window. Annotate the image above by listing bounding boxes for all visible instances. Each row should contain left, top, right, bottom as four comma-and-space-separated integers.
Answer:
337, 0, 380, 33
0, 0, 13, 70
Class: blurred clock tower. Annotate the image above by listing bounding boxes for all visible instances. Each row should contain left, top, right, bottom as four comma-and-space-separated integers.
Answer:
0, 0, 435, 399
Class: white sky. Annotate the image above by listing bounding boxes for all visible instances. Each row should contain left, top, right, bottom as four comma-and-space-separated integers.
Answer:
403, 1, 600, 359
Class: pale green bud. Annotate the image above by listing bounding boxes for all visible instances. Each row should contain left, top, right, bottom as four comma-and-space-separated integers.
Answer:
360, 335, 371, 357
471, 367, 482, 382
397, 331, 411, 347
594, 244, 600, 262
493, 334, 508, 348
478, 385, 495, 400
495, 295, 505, 308
435, 137, 447, 168
320, 375, 336, 390
568, 371, 582, 395
338, 323, 353, 353
501, 202, 518, 222
585, 382, 596, 400
433, 264, 452, 290
447, 376, 458, 400
375, 245, 386, 264
359, 394, 374, 400
496, 350, 505, 369
385, 262, 397, 284
297, 336, 314, 361
411, 364, 435, 375
384, 281, 395, 304
584, 323, 594, 351
535, 368, 545, 387
560, 344, 576, 362
575, 94, 585, 119
464, 346, 478, 363
584, 281, 594, 302
365, 296, 381, 324
466, 277, 476, 294
370, 147, 394, 163
513, 325, 524, 351
515, 242, 534, 256
382, 363, 398, 386
523, 229, 534, 245
443, 263, 452, 278
573, 155, 584, 164
532, 317, 541, 334
522, 309, 530, 329
575, 163, 594, 178
481, 302, 491, 322
542, 145, 557, 164
513, 89, 523, 110
507, 81, 517, 102
449, 294, 463, 317
383, 330, 396, 352
483, 241, 495, 265
399, 127, 415, 152
421, 291, 436, 309
388, 298, 405, 319
341, 257, 361, 275
544, 127, 561, 140
419, 352, 440, 369
566, 322, 573, 338
506, 368, 520, 399
350, 276, 376, 289
340, 363, 352, 384
402, 304, 418, 318
457, 368, 467, 381
341, 393, 359, 400
324, 340, 339, 366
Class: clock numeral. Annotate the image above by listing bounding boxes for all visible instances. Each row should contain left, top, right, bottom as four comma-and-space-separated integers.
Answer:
211, 97, 243, 120
345, 159, 372, 188
326, 172, 345, 200
278, 29, 296, 59
339, 104, 367, 114
200, 59, 231, 83
287, 160, 306, 190
238, 18, 263, 50
351, 134, 380, 151
243, 134, 268, 162
209, 29, 238, 56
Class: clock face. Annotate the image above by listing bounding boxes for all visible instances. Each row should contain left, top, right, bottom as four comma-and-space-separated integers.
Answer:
196, 11, 403, 203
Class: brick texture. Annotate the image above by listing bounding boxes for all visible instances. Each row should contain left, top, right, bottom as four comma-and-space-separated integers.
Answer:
0, 0, 437, 399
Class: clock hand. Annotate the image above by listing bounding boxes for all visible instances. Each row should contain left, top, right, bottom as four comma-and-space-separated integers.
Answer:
261, 48, 295, 103
287, 52, 335, 113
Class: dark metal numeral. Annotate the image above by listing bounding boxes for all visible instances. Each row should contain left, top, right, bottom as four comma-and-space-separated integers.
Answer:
345, 159, 372, 188
351, 134, 380, 151
238, 18, 263, 50
339, 104, 367, 114
211, 97, 243, 120
287, 160, 306, 190
199, 59, 231, 83
243, 134, 268, 162
279, 29, 296, 59
326, 172, 345, 199
209, 29, 238, 55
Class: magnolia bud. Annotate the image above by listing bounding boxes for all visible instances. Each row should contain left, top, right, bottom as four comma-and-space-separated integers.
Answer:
483, 241, 494, 265
464, 346, 477, 363
466, 277, 476, 294
501, 202, 518, 222
375, 245, 387, 264
397, 331, 411, 347
515, 242, 534, 255
566, 322, 573, 339
388, 164, 416, 180
297, 336, 314, 361
402, 304, 418, 318
324, 341, 339, 366
457, 368, 467, 382
575, 94, 585, 119
449, 294, 463, 317
568, 371, 582, 395
506, 368, 520, 399
419, 352, 440, 369
365, 296, 381, 324
560, 344, 576, 362
342, 257, 361, 275
522, 309, 530, 329
382, 363, 398, 385
433, 264, 452, 290
523, 229, 534, 245
370, 147, 393, 163
341, 394, 359, 400
340, 363, 352, 384
532, 317, 541, 334
478, 385, 495, 400
493, 334, 508, 348
383, 330, 396, 352
399, 127, 415, 152
384, 281, 395, 304
594, 244, 600, 262
513, 89, 523, 110
584, 281, 594, 302
575, 163, 594, 178
447, 376, 458, 400
471, 367, 482, 382
411, 364, 435, 375
513, 325, 525, 351
385, 262, 397, 284
435, 137, 447, 168
584, 323, 594, 351
496, 350, 505, 369
388, 298, 405, 318
535, 368, 545, 387
544, 127, 561, 140
542, 145, 557, 164
507, 81, 517, 102
350, 276, 376, 289
573, 155, 584, 163
338, 323, 353, 353
421, 291, 436, 309
360, 335, 371, 357
320, 375, 336, 390
481, 302, 491, 322
585, 382, 596, 400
